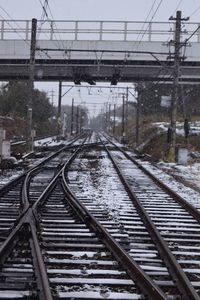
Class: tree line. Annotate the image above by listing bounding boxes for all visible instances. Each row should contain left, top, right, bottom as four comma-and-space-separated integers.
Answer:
0, 81, 56, 139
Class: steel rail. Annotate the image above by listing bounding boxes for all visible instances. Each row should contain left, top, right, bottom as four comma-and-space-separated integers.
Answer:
0, 172, 26, 197
18, 150, 82, 300
104, 134, 200, 226
21, 167, 42, 210
0, 135, 87, 206
21, 154, 81, 300
100, 136, 200, 300
61, 156, 168, 300
0, 137, 86, 235
0, 209, 53, 300
1, 135, 164, 300
0, 214, 26, 266
0, 136, 93, 299
28, 210, 53, 300
7, 135, 90, 229
32, 139, 89, 213
0, 134, 82, 197
128, 152, 200, 222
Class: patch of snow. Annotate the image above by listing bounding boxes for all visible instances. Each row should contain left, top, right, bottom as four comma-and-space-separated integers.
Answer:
140, 160, 200, 208
58, 291, 141, 299
0, 170, 23, 186
0, 291, 30, 298
153, 121, 200, 136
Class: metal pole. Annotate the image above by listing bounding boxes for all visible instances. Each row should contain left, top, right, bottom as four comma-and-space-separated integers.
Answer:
57, 81, 62, 137
125, 87, 128, 138
113, 104, 116, 136
79, 106, 82, 133
27, 18, 37, 152
71, 98, 74, 135
76, 106, 79, 134
108, 103, 111, 132
122, 94, 125, 138
105, 103, 108, 131
136, 88, 141, 146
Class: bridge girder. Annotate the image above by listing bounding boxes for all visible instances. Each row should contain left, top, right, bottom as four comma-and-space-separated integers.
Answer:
1, 59, 200, 83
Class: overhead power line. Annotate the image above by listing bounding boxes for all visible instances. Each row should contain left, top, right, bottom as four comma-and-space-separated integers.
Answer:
172, 0, 183, 16
39, 0, 49, 19
0, 5, 30, 46
134, 0, 157, 42
149, 0, 164, 21
189, 4, 200, 18
37, 0, 65, 49
135, 0, 164, 50
185, 24, 200, 43
0, 6, 49, 60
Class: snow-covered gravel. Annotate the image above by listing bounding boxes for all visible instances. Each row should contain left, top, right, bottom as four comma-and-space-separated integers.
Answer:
137, 158, 200, 208
0, 133, 199, 212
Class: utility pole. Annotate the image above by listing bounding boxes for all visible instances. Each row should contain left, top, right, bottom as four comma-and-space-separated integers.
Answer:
135, 88, 141, 146
122, 94, 125, 139
135, 82, 144, 147
125, 87, 129, 138
105, 103, 108, 131
169, 11, 189, 161
57, 81, 62, 138
108, 103, 111, 132
76, 105, 79, 134
113, 104, 116, 136
27, 18, 37, 152
71, 98, 74, 135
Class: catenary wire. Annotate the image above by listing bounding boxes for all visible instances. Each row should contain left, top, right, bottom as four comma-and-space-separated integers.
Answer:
189, 4, 200, 18
134, 0, 157, 42
37, 0, 65, 49
0, 5, 48, 59
36, 0, 60, 52
171, 0, 183, 16
0, 5, 30, 45
135, 0, 164, 50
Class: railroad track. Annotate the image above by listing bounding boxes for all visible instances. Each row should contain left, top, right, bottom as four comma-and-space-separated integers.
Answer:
0, 131, 200, 299
0, 134, 155, 300
0, 132, 90, 244
65, 132, 200, 299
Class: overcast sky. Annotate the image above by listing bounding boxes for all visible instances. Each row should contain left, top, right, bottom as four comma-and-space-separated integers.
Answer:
0, 0, 199, 22
0, 0, 200, 116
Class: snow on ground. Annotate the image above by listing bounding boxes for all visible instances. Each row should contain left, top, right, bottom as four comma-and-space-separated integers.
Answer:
133, 120, 200, 205
157, 161, 200, 190
139, 159, 200, 209
153, 121, 200, 136
0, 170, 23, 187
34, 136, 62, 147
34, 135, 86, 148
33, 135, 199, 210
71, 152, 132, 222
0, 132, 199, 211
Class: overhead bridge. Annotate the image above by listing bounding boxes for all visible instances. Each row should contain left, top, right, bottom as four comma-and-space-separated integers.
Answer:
1, 19, 200, 83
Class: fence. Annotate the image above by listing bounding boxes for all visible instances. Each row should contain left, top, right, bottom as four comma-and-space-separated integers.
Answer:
0, 19, 200, 42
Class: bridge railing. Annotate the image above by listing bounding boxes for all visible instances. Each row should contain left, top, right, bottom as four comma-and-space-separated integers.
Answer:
0, 20, 200, 42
